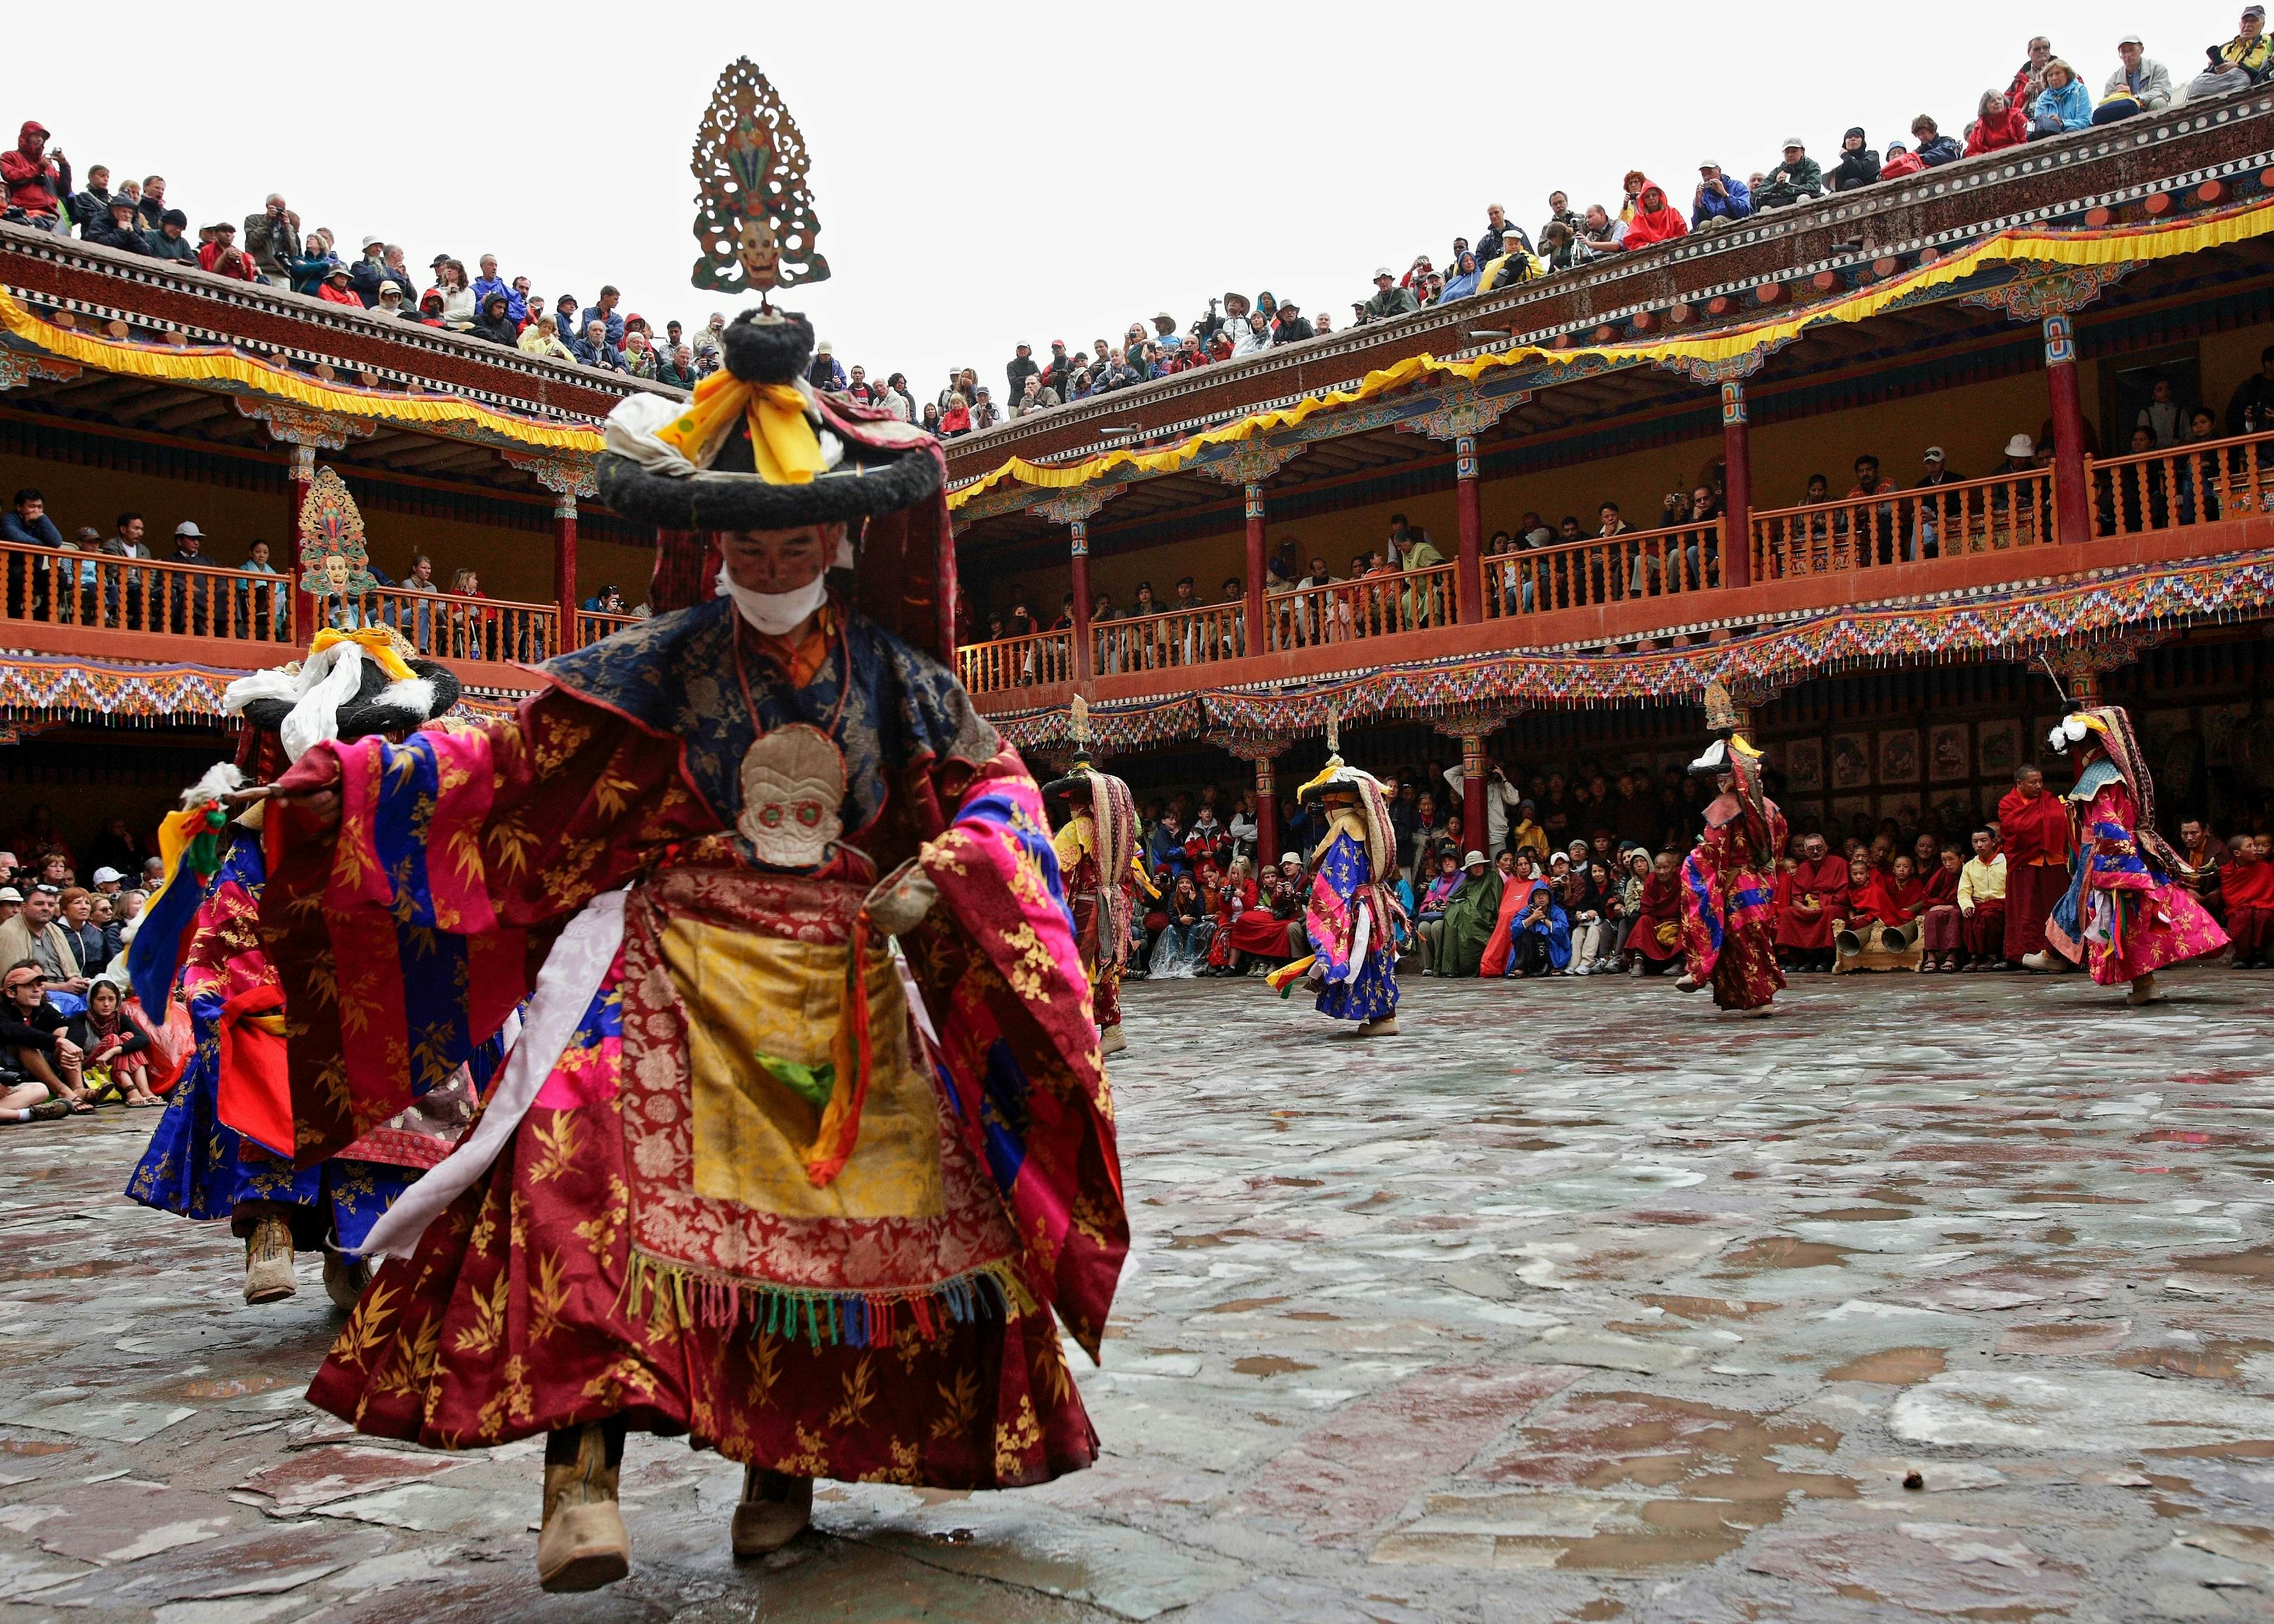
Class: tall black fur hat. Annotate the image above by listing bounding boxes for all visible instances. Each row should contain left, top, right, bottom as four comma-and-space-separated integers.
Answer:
596, 310, 942, 532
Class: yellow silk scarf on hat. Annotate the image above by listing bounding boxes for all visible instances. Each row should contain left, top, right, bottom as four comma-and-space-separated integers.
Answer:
653, 371, 826, 484
307, 626, 419, 683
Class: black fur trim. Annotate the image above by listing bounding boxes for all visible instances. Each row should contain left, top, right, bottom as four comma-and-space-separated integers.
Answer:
238, 657, 461, 742
597, 427, 942, 531
721, 309, 815, 385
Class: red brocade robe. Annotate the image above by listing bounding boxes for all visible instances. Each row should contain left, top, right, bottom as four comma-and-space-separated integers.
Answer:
268, 602, 1127, 1489
1679, 776, 1787, 1010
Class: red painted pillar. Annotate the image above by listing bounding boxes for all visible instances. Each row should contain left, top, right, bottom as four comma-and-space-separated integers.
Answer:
1454, 434, 1484, 624
1255, 755, 1280, 865
287, 445, 318, 646
1720, 381, 1753, 588
1461, 731, 1487, 855
2043, 313, 2091, 545
553, 493, 579, 652
938, 517, 961, 664
1069, 520, 1094, 685
1243, 481, 1267, 655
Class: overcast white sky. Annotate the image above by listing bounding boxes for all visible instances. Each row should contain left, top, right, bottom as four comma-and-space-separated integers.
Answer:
30, 1, 2199, 403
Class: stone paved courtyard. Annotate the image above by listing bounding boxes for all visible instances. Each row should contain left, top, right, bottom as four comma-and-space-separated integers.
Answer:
4, 966, 2274, 1622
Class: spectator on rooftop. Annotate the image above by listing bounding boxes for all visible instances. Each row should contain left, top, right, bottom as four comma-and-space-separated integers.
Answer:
1692, 162, 1752, 227
243, 194, 300, 284
415, 288, 449, 327
2027, 59, 2094, 138
1362, 267, 1418, 323
1620, 178, 1688, 248
312, 263, 358, 307
2193, 4, 2272, 96
2, 122, 69, 235
1754, 138, 1824, 210
287, 229, 340, 294
938, 394, 971, 436
133, 176, 170, 235
657, 343, 698, 389
622, 331, 660, 380
1440, 251, 1482, 301
382, 244, 417, 293
1577, 204, 1625, 256
1911, 115, 1964, 166
578, 285, 626, 349
370, 281, 412, 321
692, 312, 727, 370
1477, 203, 1530, 263
2099, 33, 2175, 120
197, 222, 261, 282
1, 489, 62, 549
66, 163, 111, 234
1880, 140, 1925, 180
1273, 299, 1314, 342
85, 193, 150, 257
574, 318, 627, 372
1541, 190, 1581, 246
2008, 35, 2056, 115
1539, 221, 1580, 270
431, 259, 477, 328
1966, 88, 2032, 154
1617, 170, 1647, 223
1827, 129, 1881, 192
1014, 376, 1060, 415
1005, 343, 1039, 405
470, 290, 518, 347
470, 254, 523, 324
349, 235, 389, 305
919, 401, 942, 433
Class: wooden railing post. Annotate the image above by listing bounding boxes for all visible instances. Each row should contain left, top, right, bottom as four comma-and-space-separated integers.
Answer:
1720, 382, 1753, 588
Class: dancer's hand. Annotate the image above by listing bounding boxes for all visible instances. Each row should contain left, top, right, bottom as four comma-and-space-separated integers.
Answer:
863, 860, 939, 936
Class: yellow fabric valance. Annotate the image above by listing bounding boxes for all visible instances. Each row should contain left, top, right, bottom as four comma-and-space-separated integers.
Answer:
949, 195, 2274, 511
0, 287, 607, 454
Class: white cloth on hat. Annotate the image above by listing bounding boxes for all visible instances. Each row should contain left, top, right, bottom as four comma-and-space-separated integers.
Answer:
223, 641, 369, 763
601, 383, 843, 479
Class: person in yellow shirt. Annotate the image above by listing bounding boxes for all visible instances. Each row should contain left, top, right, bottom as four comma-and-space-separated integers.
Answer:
1956, 827, 2009, 971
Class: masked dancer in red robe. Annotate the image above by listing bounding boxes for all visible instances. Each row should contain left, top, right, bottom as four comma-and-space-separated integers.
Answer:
1676, 682, 1788, 1016
263, 312, 1128, 1592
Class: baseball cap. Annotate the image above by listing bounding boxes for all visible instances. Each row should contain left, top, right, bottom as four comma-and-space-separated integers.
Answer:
92, 867, 123, 885
1923, 446, 1945, 460
1782, 135, 1806, 148
2118, 32, 2143, 46
174, 521, 204, 538
1374, 265, 1395, 279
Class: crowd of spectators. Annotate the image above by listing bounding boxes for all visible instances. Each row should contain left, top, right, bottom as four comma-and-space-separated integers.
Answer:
1114, 754, 2274, 986
0, 487, 644, 653
0, 821, 169, 1124
933, 13, 2267, 438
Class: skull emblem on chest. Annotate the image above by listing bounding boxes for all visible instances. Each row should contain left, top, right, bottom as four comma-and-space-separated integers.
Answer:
736, 722, 846, 868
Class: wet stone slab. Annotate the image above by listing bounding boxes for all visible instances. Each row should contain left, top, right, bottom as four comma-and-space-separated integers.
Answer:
4, 966, 2274, 1620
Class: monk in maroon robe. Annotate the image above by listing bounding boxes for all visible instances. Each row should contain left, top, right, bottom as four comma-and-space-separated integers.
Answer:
1998, 764, 2073, 969
1778, 833, 1847, 972
1918, 846, 1964, 971
1628, 851, 1685, 976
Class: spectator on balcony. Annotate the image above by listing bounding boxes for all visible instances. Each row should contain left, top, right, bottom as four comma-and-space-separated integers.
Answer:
447, 567, 494, 660
197, 222, 262, 282
1911, 116, 1964, 167
1966, 89, 2031, 154
66, 164, 112, 235
2007, 35, 2056, 114
2099, 34, 2175, 121
1620, 179, 1689, 248
1848, 456, 1900, 564
1880, 140, 1925, 181
243, 195, 300, 284
2224, 344, 2274, 436
1691, 163, 1752, 228
1911, 446, 1968, 560
1, 486, 62, 550
2, 122, 69, 235
2136, 376, 2189, 446
166, 522, 213, 635
1827, 129, 1882, 192
2026, 60, 2094, 138
1754, 139, 1824, 211
2189, 5, 2270, 98
237, 539, 287, 639
1362, 267, 1418, 324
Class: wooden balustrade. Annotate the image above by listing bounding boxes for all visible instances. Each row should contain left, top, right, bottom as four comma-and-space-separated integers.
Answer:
325, 587, 559, 663
1093, 602, 1248, 674
1749, 471, 2054, 579
1261, 563, 1456, 652
576, 610, 642, 646
1479, 520, 1723, 618
0, 543, 297, 644
958, 629, 1075, 694
2089, 427, 2274, 538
